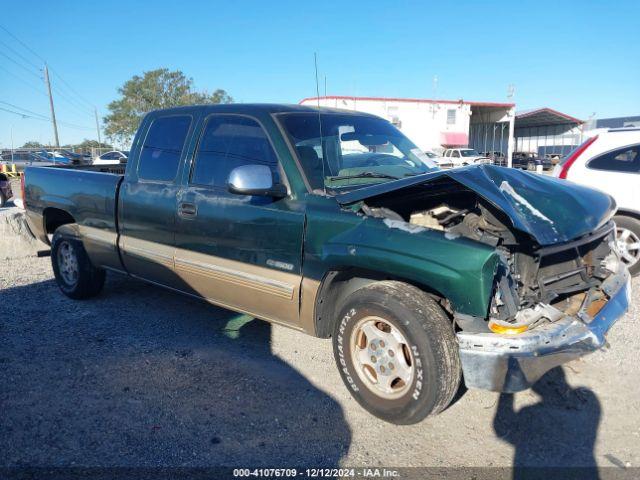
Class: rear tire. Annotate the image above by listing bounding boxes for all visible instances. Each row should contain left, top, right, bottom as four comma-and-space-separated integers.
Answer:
332, 281, 461, 424
614, 215, 640, 276
51, 229, 106, 299
0, 191, 6, 208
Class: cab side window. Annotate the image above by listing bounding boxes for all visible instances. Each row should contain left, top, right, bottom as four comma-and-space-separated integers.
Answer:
191, 115, 279, 189
452, 150, 460, 158
138, 115, 192, 182
588, 145, 640, 173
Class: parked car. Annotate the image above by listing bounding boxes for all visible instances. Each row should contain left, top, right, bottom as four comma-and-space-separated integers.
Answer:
0, 151, 61, 170
423, 150, 453, 168
481, 151, 506, 166
0, 172, 13, 207
553, 128, 640, 275
442, 148, 491, 167
23, 104, 629, 424
38, 150, 73, 165
545, 153, 563, 165
511, 152, 553, 170
93, 150, 129, 165
60, 149, 93, 165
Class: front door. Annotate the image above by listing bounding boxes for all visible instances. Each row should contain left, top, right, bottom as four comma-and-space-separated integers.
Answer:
174, 114, 305, 327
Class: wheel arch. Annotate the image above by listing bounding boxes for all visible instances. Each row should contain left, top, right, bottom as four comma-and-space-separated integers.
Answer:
615, 208, 640, 222
43, 207, 76, 244
312, 267, 451, 338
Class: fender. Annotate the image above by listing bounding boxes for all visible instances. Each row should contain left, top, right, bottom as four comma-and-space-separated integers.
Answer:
302, 199, 502, 319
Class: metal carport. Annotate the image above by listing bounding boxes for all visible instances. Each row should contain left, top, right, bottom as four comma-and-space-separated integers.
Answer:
514, 108, 584, 159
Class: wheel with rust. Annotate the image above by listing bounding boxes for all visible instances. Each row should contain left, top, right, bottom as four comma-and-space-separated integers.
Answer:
332, 281, 461, 424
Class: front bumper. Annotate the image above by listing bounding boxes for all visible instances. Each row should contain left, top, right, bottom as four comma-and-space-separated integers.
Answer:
457, 266, 630, 392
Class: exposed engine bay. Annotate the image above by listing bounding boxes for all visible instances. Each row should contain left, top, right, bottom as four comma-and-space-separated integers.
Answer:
358, 178, 620, 332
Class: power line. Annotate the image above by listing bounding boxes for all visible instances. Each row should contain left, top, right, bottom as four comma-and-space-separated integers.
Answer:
51, 84, 94, 117
0, 50, 42, 80
0, 24, 96, 111
0, 24, 98, 136
0, 100, 50, 120
0, 38, 41, 70
0, 64, 48, 97
0, 103, 94, 131
0, 24, 46, 63
50, 68, 94, 109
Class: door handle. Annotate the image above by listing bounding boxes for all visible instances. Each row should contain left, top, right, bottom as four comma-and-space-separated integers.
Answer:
178, 202, 197, 217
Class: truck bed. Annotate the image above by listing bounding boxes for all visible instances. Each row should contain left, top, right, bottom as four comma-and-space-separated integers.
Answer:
23, 165, 124, 252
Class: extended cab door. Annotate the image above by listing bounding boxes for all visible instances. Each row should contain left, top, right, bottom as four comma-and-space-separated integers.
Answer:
174, 114, 305, 328
118, 113, 197, 288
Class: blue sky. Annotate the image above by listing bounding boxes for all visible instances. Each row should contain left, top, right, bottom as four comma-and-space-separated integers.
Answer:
1, 0, 639, 147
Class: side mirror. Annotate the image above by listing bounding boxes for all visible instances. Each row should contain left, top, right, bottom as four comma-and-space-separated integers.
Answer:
227, 164, 287, 198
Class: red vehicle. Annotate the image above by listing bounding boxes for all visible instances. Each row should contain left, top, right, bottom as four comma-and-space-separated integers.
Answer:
0, 172, 13, 207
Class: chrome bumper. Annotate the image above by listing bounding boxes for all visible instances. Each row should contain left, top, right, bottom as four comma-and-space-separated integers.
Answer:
457, 267, 631, 392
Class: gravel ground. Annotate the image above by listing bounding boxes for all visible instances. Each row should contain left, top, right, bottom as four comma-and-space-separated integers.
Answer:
1, 191, 639, 472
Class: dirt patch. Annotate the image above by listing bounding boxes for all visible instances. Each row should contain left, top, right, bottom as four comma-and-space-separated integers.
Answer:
0, 207, 41, 259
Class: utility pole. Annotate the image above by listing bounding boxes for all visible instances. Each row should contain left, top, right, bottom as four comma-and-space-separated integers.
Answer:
43, 64, 60, 147
94, 107, 102, 145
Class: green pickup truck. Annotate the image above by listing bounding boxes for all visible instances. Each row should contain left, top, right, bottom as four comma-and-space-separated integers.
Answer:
23, 104, 630, 424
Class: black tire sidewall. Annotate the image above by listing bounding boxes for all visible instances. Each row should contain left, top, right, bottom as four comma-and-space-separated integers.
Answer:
51, 234, 81, 295
51, 232, 105, 298
0, 191, 6, 208
333, 292, 442, 424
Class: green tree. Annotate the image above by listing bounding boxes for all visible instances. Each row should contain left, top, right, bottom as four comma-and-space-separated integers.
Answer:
103, 68, 232, 144
21, 141, 45, 148
75, 139, 113, 150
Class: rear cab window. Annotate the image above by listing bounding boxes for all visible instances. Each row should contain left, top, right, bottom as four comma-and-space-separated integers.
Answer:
138, 115, 192, 182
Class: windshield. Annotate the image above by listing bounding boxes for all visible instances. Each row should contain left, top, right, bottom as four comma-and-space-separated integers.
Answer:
460, 149, 480, 157
278, 112, 438, 191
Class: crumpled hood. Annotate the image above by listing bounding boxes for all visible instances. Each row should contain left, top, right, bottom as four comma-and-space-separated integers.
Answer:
336, 165, 616, 246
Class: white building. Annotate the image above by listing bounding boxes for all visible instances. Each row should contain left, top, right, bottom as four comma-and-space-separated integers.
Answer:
300, 95, 516, 161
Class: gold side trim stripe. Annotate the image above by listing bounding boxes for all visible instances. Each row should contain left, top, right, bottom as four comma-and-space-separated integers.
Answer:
130, 274, 305, 332
124, 245, 174, 267
175, 258, 295, 300
84, 233, 116, 247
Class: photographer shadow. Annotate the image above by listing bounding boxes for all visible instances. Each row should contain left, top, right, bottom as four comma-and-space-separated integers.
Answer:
493, 367, 601, 479
0, 274, 352, 468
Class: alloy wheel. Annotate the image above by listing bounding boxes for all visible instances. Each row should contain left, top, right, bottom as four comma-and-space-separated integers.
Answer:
350, 316, 415, 399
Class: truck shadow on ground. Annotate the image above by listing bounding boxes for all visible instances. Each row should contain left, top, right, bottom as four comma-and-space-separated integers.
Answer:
493, 367, 601, 479
0, 274, 351, 467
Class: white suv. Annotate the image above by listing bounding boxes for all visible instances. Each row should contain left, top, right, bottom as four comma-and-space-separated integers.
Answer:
552, 128, 640, 274
442, 148, 491, 167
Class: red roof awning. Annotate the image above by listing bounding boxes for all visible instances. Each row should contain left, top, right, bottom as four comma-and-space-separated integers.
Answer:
441, 132, 468, 146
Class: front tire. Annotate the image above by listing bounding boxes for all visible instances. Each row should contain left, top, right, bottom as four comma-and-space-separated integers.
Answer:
614, 215, 640, 276
332, 281, 461, 424
51, 229, 106, 299
0, 191, 6, 208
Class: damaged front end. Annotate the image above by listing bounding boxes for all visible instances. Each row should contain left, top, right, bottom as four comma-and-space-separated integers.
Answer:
456, 221, 629, 392
338, 165, 630, 392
